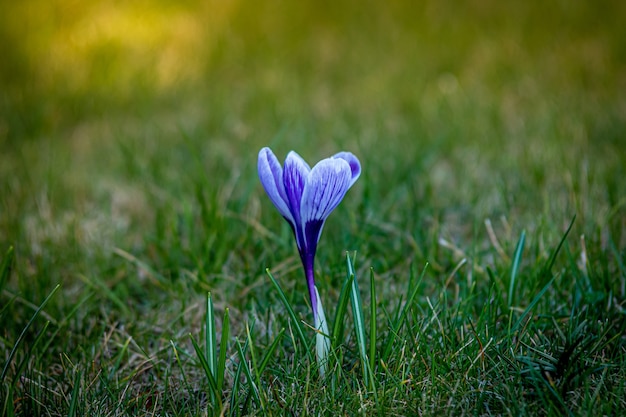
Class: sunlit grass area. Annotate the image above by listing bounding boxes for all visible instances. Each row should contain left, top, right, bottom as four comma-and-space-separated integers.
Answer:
1, 1, 625, 415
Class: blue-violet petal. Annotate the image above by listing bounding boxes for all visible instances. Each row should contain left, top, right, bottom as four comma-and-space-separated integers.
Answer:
332, 151, 361, 187
258, 147, 293, 223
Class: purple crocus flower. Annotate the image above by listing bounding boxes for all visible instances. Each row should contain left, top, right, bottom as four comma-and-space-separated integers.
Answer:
258, 147, 360, 368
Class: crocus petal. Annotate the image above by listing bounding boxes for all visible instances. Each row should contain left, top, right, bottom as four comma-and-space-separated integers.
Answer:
300, 158, 352, 251
283, 151, 311, 229
258, 148, 293, 224
332, 151, 361, 187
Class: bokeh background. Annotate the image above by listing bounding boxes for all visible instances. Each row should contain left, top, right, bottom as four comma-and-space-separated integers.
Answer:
2, 3, 626, 414
1, 0, 625, 304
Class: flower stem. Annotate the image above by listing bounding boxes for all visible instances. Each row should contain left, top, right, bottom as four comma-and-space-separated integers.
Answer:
302, 252, 318, 321
301, 251, 329, 377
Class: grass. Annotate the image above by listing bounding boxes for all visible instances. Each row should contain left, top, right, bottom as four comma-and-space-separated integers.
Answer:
1, 0, 625, 415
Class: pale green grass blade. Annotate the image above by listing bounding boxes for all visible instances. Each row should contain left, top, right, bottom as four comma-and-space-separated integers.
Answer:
190, 334, 222, 411
229, 336, 248, 413
234, 337, 262, 409
368, 267, 377, 378
266, 268, 313, 361
3, 385, 15, 417
346, 252, 370, 388
331, 267, 354, 348
206, 292, 217, 377
1, 283, 60, 382
169, 340, 190, 390
67, 370, 81, 417
217, 307, 230, 393
508, 230, 526, 307
245, 322, 261, 389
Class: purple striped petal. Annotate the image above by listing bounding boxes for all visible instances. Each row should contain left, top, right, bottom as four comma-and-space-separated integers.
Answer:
300, 158, 352, 250
332, 152, 361, 187
283, 151, 311, 229
258, 147, 293, 224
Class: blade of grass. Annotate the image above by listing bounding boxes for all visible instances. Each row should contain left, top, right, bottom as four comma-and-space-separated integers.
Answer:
12, 320, 50, 386
190, 334, 222, 411
206, 292, 217, 378
217, 307, 230, 393
369, 267, 377, 379
230, 336, 249, 413
509, 230, 526, 307
245, 322, 261, 391
3, 385, 14, 417
234, 337, 262, 409
169, 341, 190, 390
1, 283, 60, 382
346, 252, 369, 388
266, 268, 313, 361
331, 271, 354, 348
67, 370, 81, 417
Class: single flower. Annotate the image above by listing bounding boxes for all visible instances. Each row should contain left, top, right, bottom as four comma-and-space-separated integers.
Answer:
258, 147, 361, 373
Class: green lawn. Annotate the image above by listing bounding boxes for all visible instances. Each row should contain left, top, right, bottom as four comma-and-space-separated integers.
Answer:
1, 1, 625, 415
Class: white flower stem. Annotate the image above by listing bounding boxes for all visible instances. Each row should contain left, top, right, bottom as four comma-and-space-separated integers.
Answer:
314, 285, 330, 377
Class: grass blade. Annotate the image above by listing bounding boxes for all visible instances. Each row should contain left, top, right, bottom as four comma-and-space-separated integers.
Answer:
67, 370, 81, 417
217, 307, 230, 393
369, 267, 377, 379
235, 337, 263, 409
1, 283, 60, 382
12, 320, 50, 386
230, 336, 249, 413
245, 322, 261, 390
265, 268, 313, 361
169, 341, 190, 390
509, 230, 526, 307
206, 292, 217, 377
190, 334, 222, 411
346, 252, 370, 388
332, 269, 354, 348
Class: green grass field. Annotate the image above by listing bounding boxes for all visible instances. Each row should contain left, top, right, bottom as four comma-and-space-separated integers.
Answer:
2, 1, 625, 415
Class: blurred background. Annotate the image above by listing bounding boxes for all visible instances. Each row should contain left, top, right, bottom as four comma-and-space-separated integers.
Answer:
1, 0, 625, 296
